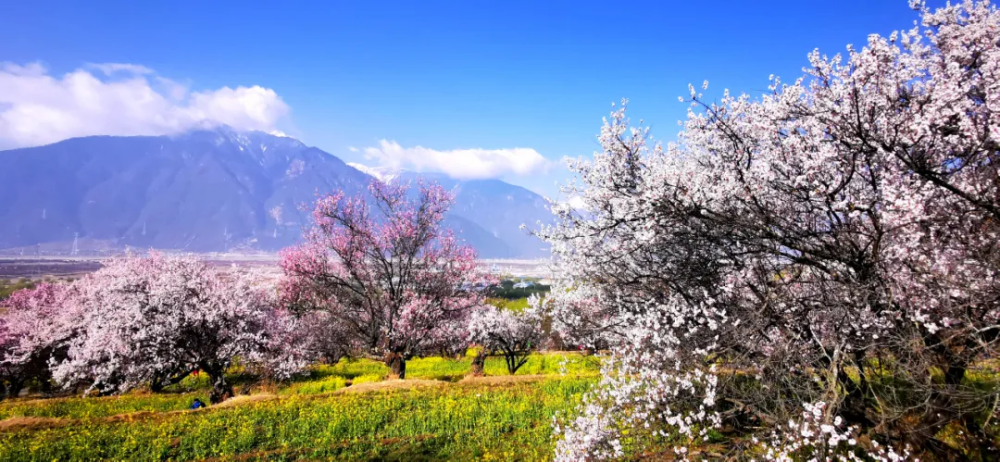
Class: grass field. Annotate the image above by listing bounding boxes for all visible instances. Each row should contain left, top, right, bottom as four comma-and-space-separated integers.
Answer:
0, 352, 600, 461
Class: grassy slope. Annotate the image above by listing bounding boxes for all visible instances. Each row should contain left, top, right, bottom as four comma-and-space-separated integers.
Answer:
0, 353, 599, 461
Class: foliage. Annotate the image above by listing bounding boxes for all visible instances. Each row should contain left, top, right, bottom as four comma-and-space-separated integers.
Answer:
487, 297, 531, 312
488, 280, 551, 300
538, 1, 1000, 459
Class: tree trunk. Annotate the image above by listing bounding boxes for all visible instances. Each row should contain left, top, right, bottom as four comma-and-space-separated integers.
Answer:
506, 353, 528, 375
205, 367, 233, 404
504, 351, 529, 375
470, 349, 488, 377
150, 369, 192, 393
38, 374, 52, 395
384, 352, 406, 380
5, 379, 24, 400
150, 378, 164, 393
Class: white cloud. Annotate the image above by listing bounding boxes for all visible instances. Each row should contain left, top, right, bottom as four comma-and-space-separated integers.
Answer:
361, 139, 551, 180
0, 61, 291, 149
86, 62, 155, 76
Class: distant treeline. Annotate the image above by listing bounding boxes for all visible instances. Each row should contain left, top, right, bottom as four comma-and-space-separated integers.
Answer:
488, 279, 550, 300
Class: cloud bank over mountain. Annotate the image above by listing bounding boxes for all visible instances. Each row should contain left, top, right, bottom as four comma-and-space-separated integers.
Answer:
358, 139, 552, 180
0, 62, 290, 149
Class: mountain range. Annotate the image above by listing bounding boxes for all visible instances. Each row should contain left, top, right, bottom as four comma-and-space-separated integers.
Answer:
0, 128, 552, 258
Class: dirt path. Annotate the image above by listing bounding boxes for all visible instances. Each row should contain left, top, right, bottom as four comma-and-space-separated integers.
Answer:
336, 378, 445, 394
211, 393, 278, 408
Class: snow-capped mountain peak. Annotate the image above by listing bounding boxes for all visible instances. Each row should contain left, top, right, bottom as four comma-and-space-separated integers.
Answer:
347, 163, 399, 183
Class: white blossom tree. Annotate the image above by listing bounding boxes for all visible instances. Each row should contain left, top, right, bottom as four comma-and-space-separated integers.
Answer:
50, 253, 296, 403
467, 305, 542, 375
529, 286, 615, 353
540, 1, 1000, 459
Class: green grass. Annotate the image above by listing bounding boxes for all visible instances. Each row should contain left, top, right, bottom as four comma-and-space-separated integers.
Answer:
0, 352, 600, 461
0, 353, 597, 420
300, 352, 599, 384
315, 357, 391, 380
0, 392, 209, 420
488, 297, 531, 311
484, 353, 597, 376
282, 376, 349, 395
0, 279, 36, 301
0, 377, 594, 461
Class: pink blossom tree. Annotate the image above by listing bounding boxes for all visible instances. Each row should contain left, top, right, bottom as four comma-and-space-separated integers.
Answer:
50, 253, 292, 403
280, 180, 488, 379
0, 282, 74, 398
540, 1, 1000, 459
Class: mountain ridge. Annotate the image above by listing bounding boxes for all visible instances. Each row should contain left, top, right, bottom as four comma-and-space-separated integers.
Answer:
0, 128, 550, 258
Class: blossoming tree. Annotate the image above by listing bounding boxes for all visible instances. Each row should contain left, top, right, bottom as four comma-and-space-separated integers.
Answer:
467, 305, 542, 375
0, 282, 74, 398
280, 180, 488, 379
539, 1, 1000, 459
50, 253, 291, 403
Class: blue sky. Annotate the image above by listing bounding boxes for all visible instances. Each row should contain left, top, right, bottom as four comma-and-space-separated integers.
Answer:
1, 1, 939, 197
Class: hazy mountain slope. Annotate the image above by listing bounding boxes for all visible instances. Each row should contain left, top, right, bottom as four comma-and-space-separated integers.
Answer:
0, 129, 550, 257
394, 172, 551, 258
0, 129, 371, 251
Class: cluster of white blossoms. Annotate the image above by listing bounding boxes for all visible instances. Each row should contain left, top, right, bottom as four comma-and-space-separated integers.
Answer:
539, 0, 1000, 459
757, 402, 910, 462
552, 297, 726, 461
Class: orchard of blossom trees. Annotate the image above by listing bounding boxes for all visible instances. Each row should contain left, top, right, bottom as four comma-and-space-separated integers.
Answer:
3, 1, 996, 459
537, 0, 1000, 460
0, 254, 304, 403
0, 176, 543, 408
0, 179, 512, 401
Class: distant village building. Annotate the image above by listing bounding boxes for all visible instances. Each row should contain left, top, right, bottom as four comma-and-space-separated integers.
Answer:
513, 280, 534, 289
